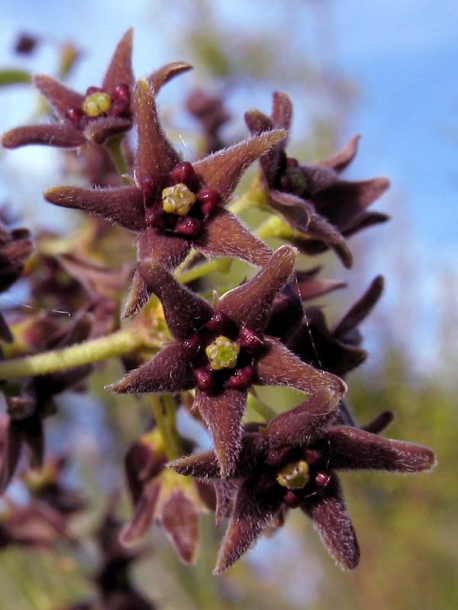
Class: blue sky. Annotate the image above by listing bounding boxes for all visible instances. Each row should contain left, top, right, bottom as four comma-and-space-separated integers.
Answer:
0, 0, 456, 372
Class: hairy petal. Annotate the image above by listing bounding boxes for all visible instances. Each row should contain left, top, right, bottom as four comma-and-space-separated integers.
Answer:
271, 91, 293, 131
85, 116, 133, 144
161, 489, 200, 565
138, 260, 213, 340
326, 426, 437, 473
134, 78, 180, 185
214, 479, 283, 573
34, 75, 83, 118
255, 337, 347, 396
217, 245, 296, 332
194, 129, 288, 202
194, 388, 247, 477
317, 134, 361, 173
2, 123, 86, 149
333, 275, 384, 337
102, 28, 134, 92
44, 185, 145, 231
266, 388, 341, 448
148, 61, 193, 94
136, 227, 191, 271
168, 451, 220, 479
194, 208, 272, 267
301, 476, 360, 570
107, 343, 196, 394
120, 481, 160, 545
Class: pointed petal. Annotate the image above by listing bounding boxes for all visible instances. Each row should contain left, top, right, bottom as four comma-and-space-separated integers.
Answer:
120, 482, 160, 545
168, 451, 220, 479
102, 29, 134, 92
268, 189, 313, 234
266, 388, 340, 448
217, 245, 296, 332
361, 410, 394, 434
161, 489, 200, 564
85, 116, 133, 144
255, 336, 347, 396
244, 109, 273, 135
301, 475, 360, 570
107, 342, 196, 394
195, 208, 272, 268
214, 478, 283, 573
326, 426, 437, 473
122, 268, 151, 318
344, 210, 390, 237
136, 226, 191, 271
305, 212, 353, 268
295, 268, 346, 301
317, 135, 361, 173
134, 78, 180, 185
2, 123, 86, 149
194, 129, 288, 202
138, 259, 213, 340
34, 75, 83, 119
271, 91, 293, 131
148, 61, 193, 94
44, 185, 145, 231
194, 388, 247, 477
333, 275, 384, 337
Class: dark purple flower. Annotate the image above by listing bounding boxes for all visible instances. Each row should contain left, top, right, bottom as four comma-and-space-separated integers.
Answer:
121, 428, 207, 565
2, 29, 191, 149
170, 389, 436, 573
45, 78, 287, 315
108, 246, 346, 476
245, 91, 390, 267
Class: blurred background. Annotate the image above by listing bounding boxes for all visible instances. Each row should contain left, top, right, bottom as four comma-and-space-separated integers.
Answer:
0, 1, 456, 608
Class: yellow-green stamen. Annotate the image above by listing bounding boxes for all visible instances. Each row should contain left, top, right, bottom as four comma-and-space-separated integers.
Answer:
277, 460, 310, 490
162, 183, 196, 215
205, 335, 240, 371
82, 91, 112, 117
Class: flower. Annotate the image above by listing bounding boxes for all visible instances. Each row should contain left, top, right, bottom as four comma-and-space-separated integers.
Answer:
2, 29, 192, 149
245, 91, 390, 267
170, 388, 436, 573
45, 78, 287, 314
284, 275, 385, 376
108, 246, 346, 476
121, 427, 209, 565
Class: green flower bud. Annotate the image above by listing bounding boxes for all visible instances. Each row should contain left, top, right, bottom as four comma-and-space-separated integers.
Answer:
162, 183, 197, 216
277, 460, 310, 490
205, 335, 240, 371
82, 91, 112, 117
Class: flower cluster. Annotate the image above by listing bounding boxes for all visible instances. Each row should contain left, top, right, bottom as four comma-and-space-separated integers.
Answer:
0, 28, 435, 585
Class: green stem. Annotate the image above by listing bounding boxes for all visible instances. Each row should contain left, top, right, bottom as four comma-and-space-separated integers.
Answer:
0, 327, 150, 379
150, 394, 182, 460
175, 257, 232, 284
245, 393, 278, 423
228, 183, 269, 215
106, 136, 130, 182
256, 214, 295, 241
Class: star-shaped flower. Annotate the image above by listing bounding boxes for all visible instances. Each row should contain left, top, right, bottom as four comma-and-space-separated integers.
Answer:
45, 78, 287, 314
245, 91, 390, 267
108, 246, 346, 476
170, 388, 436, 573
2, 29, 192, 149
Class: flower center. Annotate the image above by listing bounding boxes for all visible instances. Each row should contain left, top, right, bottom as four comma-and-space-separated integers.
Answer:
205, 335, 240, 371
277, 460, 310, 490
82, 91, 112, 118
162, 183, 197, 216
283, 158, 309, 197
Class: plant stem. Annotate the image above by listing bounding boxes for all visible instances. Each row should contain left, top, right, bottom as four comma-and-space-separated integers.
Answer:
150, 394, 182, 460
0, 327, 151, 379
